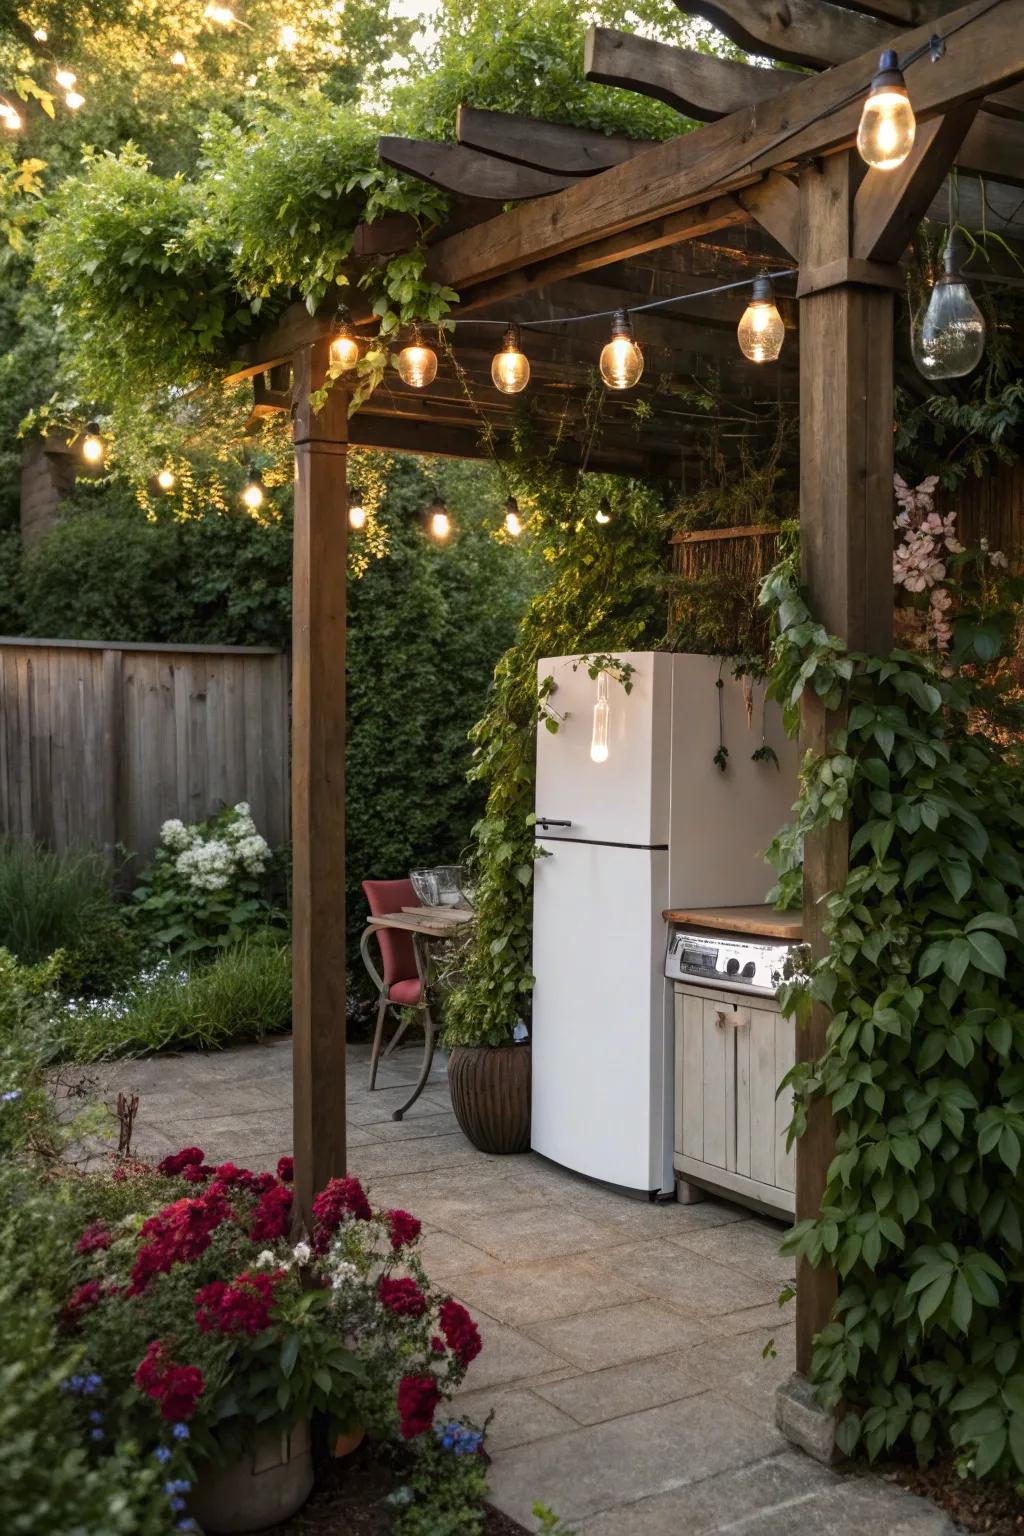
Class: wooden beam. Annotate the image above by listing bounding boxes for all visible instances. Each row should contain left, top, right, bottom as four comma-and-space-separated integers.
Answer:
853, 102, 980, 260
840, 0, 947, 21
225, 304, 333, 384
584, 25, 791, 119
738, 173, 801, 257
455, 104, 648, 175
291, 341, 348, 1223
426, 0, 1024, 297
377, 137, 579, 200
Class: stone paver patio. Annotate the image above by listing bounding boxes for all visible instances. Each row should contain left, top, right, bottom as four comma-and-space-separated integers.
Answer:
81, 1036, 953, 1535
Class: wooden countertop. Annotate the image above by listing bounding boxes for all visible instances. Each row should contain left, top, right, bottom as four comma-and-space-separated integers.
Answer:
663, 905, 803, 941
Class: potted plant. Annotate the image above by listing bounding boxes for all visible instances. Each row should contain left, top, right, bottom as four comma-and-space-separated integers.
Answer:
59, 1148, 483, 1534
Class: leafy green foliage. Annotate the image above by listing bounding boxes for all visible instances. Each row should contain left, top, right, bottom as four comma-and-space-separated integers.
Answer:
762, 555, 1024, 1479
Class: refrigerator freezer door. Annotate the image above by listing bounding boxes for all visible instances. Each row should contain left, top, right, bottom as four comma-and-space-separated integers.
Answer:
531, 838, 673, 1194
535, 653, 672, 847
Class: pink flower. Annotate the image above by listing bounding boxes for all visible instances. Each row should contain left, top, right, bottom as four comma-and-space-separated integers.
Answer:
249, 1183, 292, 1241
156, 1147, 206, 1177
439, 1299, 482, 1369
311, 1177, 372, 1251
277, 1157, 294, 1184
75, 1222, 111, 1255
195, 1270, 283, 1335
61, 1280, 108, 1328
397, 1375, 441, 1438
386, 1209, 421, 1251
377, 1276, 428, 1318
134, 1341, 205, 1422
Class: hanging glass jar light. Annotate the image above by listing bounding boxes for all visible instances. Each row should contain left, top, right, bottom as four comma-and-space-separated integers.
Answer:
737, 276, 785, 363
156, 467, 175, 491
590, 672, 610, 763
240, 469, 264, 510
491, 325, 530, 394
348, 484, 366, 530
504, 497, 523, 537
595, 497, 612, 525
426, 494, 450, 540
330, 311, 360, 370
912, 234, 986, 381
599, 309, 643, 390
857, 50, 915, 171
81, 422, 105, 465
397, 328, 438, 389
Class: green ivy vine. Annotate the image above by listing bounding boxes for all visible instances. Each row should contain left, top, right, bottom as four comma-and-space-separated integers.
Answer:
761, 552, 1024, 1479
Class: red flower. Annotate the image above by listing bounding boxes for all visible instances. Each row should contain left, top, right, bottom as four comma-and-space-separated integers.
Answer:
195, 1270, 282, 1336
439, 1300, 482, 1369
180, 1163, 212, 1184
430, 1335, 446, 1356
386, 1209, 421, 1251
129, 1190, 231, 1295
75, 1222, 111, 1255
253, 1171, 276, 1193
277, 1156, 294, 1183
397, 1375, 441, 1439
61, 1280, 107, 1328
250, 1183, 292, 1241
134, 1341, 205, 1422
211, 1162, 260, 1190
377, 1276, 427, 1318
156, 1147, 206, 1177
311, 1177, 371, 1251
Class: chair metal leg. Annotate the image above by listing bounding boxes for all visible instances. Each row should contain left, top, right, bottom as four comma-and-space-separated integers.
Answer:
392, 1007, 438, 1121
382, 1014, 413, 1059
368, 993, 390, 1091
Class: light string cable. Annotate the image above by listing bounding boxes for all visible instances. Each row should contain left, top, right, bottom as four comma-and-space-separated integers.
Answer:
457, 270, 798, 332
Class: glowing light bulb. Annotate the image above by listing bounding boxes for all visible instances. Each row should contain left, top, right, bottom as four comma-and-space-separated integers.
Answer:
330, 317, 360, 370
912, 234, 986, 381
65, 89, 85, 110
279, 23, 298, 48
55, 68, 76, 89
595, 499, 611, 525
857, 51, 915, 171
491, 324, 530, 394
81, 423, 104, 465
205, 2, 237, 24
504, 497, 523, 537
171, 49, 187, 67
157, 468, 175, 491
737, 275, 785, 364
241, 472, 264, 510
599, 309, 643, 390
1, 106, 21, 131
427, 497, 450, 540
590, 672, 610, 764
33, 27, 47, 41
397, 331, 437, 389
348, 485, 366, 530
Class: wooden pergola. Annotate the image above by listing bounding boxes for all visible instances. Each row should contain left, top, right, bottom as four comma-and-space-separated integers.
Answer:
224, 0, 1024, 1388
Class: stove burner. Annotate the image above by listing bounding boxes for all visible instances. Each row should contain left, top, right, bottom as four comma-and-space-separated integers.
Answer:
664, 926, 792, 997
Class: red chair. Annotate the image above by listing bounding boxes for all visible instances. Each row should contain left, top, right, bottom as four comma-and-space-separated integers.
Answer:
360, 879, 436, 1107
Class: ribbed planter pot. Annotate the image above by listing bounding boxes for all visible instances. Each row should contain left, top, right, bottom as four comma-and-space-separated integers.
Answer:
448, 1043, 531, 1155
188, 1419, 314, 1534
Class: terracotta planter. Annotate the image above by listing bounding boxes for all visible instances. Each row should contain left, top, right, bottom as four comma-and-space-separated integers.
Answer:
188, 1419, 313, 1535
448, 1043, 531, 1154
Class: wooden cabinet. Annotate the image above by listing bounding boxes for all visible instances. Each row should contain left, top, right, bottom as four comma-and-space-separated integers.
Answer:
673, 984, 795, 1217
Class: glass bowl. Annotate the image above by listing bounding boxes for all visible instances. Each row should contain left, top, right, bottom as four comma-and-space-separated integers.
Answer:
432, 865, 468, 907
410, 869, 440, 906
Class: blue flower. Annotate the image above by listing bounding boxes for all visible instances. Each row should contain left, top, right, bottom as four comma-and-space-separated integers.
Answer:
176, 1521, 199, 1532
0, 1089, 21, 1103
169, 1497, 186, 1513
165, 1480, 191, 1496
84, 1373, 103, 1395
154, 1446, 172, 1464
91, 1428, 104, 1442
89, 1411, 104, 1425
172, 1423, 190, 1441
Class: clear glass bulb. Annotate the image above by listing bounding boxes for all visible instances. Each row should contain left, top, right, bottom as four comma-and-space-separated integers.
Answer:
858, 86, 915, 171
600, 313, 643, 390
430, 510, 450, 540
81, 431, 104, 465
65, 89, 85, 110
33, 27, 47, 40
55, 68, 76, 89
348, 504, 366, 530
913, 278, 986, 381
157, 468, 175, 490
171, 50, 187, 67
2, 107, 21, 131
737, 299, 785, 364
504, 509, 522, 536
241, 480, 264, 510
280, 24, 297, 49
595, 506, 611, 525
330, 328, 360, 369
590, 673, 610, 763
205, 3, 236, 24
397, 340, 438, 389
491, 327, 530, 394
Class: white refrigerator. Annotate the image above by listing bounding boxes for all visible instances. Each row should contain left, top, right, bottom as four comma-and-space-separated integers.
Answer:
531, 652, 797, 1196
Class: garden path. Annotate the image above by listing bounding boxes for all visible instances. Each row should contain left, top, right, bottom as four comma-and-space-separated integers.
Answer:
82, 1037, 954, 1536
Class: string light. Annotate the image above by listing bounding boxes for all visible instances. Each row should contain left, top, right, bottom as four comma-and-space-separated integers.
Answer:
241, 469, 264, 510
279, 24, 298, 49
599, 309, 643, 390
504, 497, 523, 537
157, 468, 175, 491
330, 311, 360, 370
397, 328, 438, 389
205, 3, 238, 25
81, 423, 105, 465
1, 104, 21, 131
55, 68, 76, 90
913, 232, 986, 380
737, 275, 785, 363
590, 672, 610, 763
426, 495, 450, 540
33, 27, 47, 41
491, 324, 530, 394
347, 484, 366, 530
857, 50, 915, 171
595, 498, 612, 525
65, 89, 85, 110
171, 49, 187, 68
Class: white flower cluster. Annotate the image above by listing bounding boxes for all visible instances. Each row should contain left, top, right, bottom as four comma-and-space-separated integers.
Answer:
159, 803, 271, 894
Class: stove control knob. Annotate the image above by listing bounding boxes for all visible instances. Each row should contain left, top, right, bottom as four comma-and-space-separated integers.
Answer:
725, 958, 740, 976
742, 961, 756, 979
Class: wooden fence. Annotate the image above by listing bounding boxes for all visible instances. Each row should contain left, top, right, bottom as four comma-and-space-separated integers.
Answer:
0, 638, 290, 864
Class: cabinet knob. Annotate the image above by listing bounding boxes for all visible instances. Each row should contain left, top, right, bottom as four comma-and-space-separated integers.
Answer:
716, 1010, 749, 1030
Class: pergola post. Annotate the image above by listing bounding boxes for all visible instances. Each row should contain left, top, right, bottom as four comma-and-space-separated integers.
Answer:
795, 150, 897, 1376
291, 340, 348, 1224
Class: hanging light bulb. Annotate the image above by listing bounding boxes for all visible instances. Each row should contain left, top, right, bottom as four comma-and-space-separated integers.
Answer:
737, 275, 785, 364
590, 672, 610, 764
595, 497, 612, 525
426, 495, 450, 540
65, 89, 85, 110
241, 469, 265, 510
857, 50, 915, 171
330, 312, 360, 370
504, 497, 523, 537
1, 105, 21, 131
55, 68, 76, 90
279, 23, 298, 49
491, 324, 530, 394
396, 329, 438, 389
599, 309, 643, 390
81, 423, 104, 465
171, 49, 187, 67
912, 233, 986, 381
157, 468, 175, 491
205, 2, 237, 23
348, 485, 366, 530
33, 27, 48, 41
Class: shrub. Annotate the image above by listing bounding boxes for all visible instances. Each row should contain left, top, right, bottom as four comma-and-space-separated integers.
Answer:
0, 837, 139, 996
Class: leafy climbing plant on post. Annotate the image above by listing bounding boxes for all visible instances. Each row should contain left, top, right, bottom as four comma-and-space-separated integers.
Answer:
761, 551, 1024, 1480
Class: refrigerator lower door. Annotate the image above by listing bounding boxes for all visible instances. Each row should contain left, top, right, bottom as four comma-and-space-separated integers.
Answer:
531, 838, 673, 1195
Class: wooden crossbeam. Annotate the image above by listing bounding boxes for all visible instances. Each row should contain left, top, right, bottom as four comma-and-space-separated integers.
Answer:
425, 0, 1024, 296
455, 105, 648, 175
377, 137, 579, 200
585, 26, 793, 119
